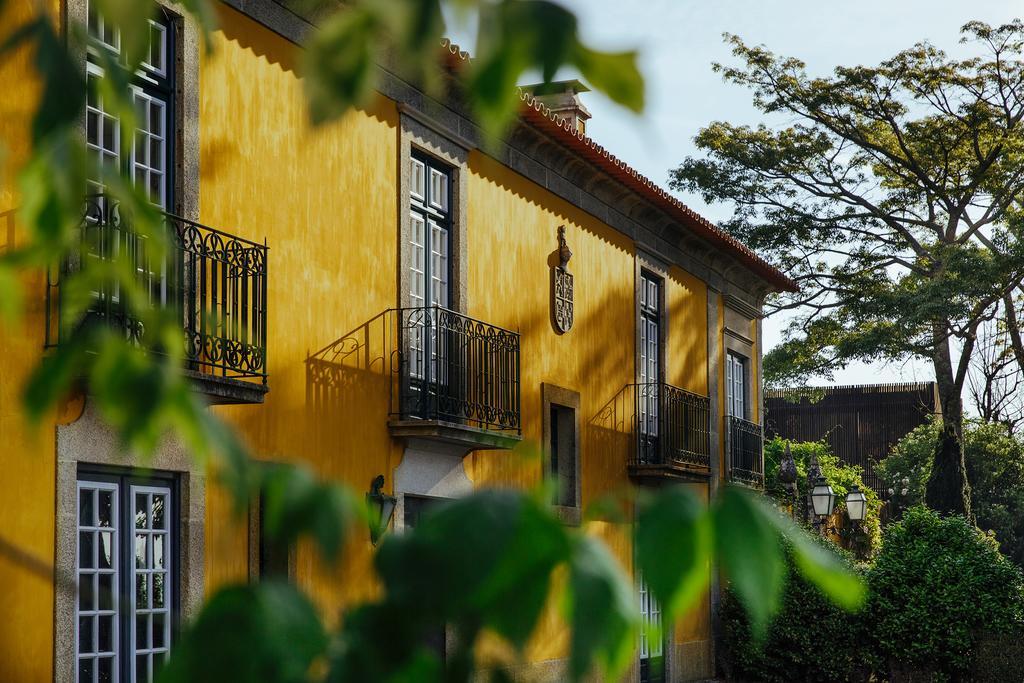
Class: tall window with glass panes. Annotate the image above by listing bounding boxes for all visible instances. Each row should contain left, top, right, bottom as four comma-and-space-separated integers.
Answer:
86, 2, 174, 321
725, 351, 748, 418
638, 271, 662, 462
78, 4, 178, 682
407, 152, 452, 387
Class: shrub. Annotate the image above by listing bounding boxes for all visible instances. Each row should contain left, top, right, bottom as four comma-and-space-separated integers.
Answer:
764, 436, 883, 558
873, 420, 935, 508
866, 506, 1024, 680
719, 540, 865, 683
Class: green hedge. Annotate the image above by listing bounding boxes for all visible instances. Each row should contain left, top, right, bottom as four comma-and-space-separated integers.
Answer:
720, 541, 864, 683
866, 507, 1024, 680
720, 507, 1024, 682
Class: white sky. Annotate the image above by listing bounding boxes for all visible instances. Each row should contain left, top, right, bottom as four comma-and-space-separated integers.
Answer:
450, 0, 1022, 387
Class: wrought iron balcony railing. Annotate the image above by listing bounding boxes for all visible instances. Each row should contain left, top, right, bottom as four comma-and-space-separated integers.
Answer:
631, 382, 711, 471
45, 195, 268, 385
394, 306, 520, 434
726, 416, 764, 486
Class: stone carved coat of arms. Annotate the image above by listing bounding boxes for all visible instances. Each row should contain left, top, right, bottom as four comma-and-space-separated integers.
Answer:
552, 226, 573, 334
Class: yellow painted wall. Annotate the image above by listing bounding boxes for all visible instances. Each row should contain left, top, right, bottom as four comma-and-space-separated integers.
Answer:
465, 150, 640, 661
667, 267, 708, 396
199, 5, 402, 610
0, 1, 62, 680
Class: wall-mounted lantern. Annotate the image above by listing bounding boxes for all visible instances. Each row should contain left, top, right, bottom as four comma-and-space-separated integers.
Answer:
366, 474, 396, 545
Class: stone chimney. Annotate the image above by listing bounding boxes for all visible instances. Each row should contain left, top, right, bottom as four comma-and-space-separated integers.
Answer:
521, 79, 592, 135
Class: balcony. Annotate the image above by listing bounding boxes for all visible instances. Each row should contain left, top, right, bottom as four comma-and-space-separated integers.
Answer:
726, 416, 764, 487
629, 382, 711, 483
45, 195, 269, 404
388, 306, 521, 452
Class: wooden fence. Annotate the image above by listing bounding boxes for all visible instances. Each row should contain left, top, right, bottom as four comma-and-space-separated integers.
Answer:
765, 383, 940, 496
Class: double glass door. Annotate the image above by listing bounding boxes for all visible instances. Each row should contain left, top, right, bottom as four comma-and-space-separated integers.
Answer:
406, 153, 454, 417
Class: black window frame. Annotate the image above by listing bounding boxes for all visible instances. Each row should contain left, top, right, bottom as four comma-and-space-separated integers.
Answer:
76, 464, 181, 683
410, 150, 454, 310
638, 270, 664, 460
86, 4, 178, 214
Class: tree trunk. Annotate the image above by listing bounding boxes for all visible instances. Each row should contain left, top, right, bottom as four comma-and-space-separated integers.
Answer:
925, 333, 972, 517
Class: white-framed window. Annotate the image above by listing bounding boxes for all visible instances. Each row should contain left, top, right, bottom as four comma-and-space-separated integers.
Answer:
726, 351, 748, 418
76, 473, 176, 683
84, 4, 176, 330
408, 152, 452, 382
86, 2, 174, 211
85, 62, 121, 197
87, 1, 120, 54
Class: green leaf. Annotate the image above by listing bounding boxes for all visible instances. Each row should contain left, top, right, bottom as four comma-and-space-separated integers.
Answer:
22, 328, 90, 421
302, 7, 379, 125
375, 490, 570, 650
26, 17, 86, 142
566, 534, 638, 682
176, 0, 219, 52
260, 463, 354, 564
573, 44, 644, 113
713, 486, 785, 637
158, 581, 326, 683
18, 130, 86, 250
88, 333, 180, 455
635, 487, 712, 620
0, 262, 23, 322
764, 509, 866, 611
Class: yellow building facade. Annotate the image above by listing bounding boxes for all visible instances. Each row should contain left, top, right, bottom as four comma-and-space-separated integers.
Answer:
0, 1, 796, 681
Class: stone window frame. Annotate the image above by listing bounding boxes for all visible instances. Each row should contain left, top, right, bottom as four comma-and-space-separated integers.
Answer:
541, 383, 582, 526
55, 404, 205, 683
57, 2, 202, 680
397, 107, 469, 312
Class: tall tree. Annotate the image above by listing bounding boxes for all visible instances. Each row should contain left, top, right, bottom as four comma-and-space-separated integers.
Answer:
671, 21, 1024, 516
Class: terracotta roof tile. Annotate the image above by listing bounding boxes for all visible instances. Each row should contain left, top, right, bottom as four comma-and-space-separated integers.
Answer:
439, 39, 798, 293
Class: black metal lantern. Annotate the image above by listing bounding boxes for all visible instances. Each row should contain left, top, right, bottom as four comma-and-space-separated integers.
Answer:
366, 474, 396, 545
845, 484, 867, 522
810, 476, 837, 518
